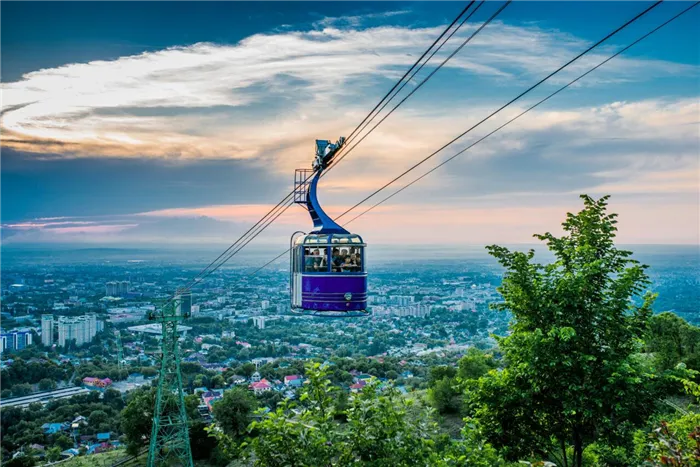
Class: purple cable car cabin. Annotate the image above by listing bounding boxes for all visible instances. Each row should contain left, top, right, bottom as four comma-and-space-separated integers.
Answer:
290, 138, 369, 317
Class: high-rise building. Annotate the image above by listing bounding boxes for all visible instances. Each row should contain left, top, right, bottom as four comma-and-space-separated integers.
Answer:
56, 313, 101, 347
41, 314, 54, 346
252, 316, 266, 329
118, 281, 130, 296
175, 289, 192, 317
0, 329, 33, 353
105, 281, 118, 296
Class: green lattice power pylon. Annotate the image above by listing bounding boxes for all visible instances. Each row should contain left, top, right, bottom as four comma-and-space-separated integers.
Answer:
147, 291, 194, 467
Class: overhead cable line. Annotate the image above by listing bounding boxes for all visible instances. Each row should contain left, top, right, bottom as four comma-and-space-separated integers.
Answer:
253, 0, 681, 273
328, 0, 508, 172
333, 0, 662, 220
343, 0, 699, 226
167, 2, 480, 294
234, 2, 509, 283
341, 1, 477, 145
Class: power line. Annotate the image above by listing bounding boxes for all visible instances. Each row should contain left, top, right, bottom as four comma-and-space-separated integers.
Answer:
254, 0, 683, 272
166, 2, 480, 295
329, 0, 508, 173
342, 2, 477, 145
334, 0, 662, 220
344, 1, 699, 226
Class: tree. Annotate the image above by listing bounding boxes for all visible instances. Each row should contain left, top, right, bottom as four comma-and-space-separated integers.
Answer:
240, 363, 256, 378
342, 380, 438, 465
646, 312, 700, 372
89, 409, 109, 427
210, 374, 225, 389
11, 383, 32, 397
457, 348, 497, 381
38, 378, 56, 391
211, 387, 257, 438
46, 447, 62, 462
429, 366, 456, 385
245, 363, 442, 466
3, 455, 36, 467
468, 195, 658, 467
428, 377, 461, 414
433, 419, 508, 467
121, 389, 156, 455
54, 434, 74, 450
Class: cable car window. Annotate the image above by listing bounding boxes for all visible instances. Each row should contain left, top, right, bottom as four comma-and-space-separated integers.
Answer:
304, 246, 327, 272
331, 246, 363, 272
305, 234, 328, 244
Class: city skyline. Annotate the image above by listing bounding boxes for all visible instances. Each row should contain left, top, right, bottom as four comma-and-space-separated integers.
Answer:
2, 1, 699, 247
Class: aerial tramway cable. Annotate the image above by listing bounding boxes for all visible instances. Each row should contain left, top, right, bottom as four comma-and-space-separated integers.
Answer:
187, 2, 508, 287
252, 0, 693, 274
343, 1, 700, 226
167, 2, 484, 295
329, 0, 508, 171
334, 0, 663, 220
341, 1, 477, 145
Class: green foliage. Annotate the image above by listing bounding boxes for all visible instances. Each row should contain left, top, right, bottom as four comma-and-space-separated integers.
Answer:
121, 388, 156, 455
247, 363, 341, 466
240, 362, 497, 466
342, 380, 438, 466
211, 387, 258, 438
0, 356, 72, 392
428, 377, 462, 414
3, 455, 36, 467
457, 347, 498, 381
470, 195, 658, 467
433, 418, 508, 466
644, 418, 700, 466
430, 366, 457, 384
46, 446, 63, 462
54, 434, 74, 450
11, 383, 32, 397
647, 312, 700, 373
38, 378, 57, 391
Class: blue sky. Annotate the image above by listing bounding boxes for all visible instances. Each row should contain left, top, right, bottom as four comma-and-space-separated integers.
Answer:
2, 1, 699, 246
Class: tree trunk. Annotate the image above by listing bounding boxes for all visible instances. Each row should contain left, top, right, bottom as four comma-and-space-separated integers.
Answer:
560, 438, 569, 467
573, 430, 583, 467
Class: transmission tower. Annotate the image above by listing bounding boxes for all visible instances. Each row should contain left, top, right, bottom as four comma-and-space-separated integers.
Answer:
114, 329, 124, 371
147, 290, 194, 467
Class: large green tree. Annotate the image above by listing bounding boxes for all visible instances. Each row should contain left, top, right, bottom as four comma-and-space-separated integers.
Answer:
211, 387, 257, 438
468, 195, 658, 467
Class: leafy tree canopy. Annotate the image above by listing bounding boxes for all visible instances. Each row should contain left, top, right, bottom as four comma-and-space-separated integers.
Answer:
468, 195, 659, 467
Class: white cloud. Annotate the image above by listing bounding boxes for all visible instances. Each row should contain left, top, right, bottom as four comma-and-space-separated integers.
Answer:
2, 18, 695, 160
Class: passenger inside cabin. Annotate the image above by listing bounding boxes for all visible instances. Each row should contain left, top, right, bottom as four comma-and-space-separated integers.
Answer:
331, 248, 343, 272
341, 255, 355, 271
314, 249, 327, 271
351, 253, 361, 270
305, 250, 316, 272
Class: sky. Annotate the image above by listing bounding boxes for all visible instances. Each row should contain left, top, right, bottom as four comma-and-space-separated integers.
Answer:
2, 1, 699, 250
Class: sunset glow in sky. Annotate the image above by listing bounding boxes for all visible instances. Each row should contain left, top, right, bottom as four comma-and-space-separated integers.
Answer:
2, 1, 699, 247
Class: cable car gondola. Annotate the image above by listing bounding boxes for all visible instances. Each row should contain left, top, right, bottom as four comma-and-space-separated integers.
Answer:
290, 138, 368, 317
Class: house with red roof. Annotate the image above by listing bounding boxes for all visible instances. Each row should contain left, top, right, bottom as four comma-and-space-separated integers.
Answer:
350, 380, 366, 393
249, 379, 272, 394
83, 377, 112, 388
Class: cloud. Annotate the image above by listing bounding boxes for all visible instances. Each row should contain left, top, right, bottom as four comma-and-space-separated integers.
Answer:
2, 17, 695, 161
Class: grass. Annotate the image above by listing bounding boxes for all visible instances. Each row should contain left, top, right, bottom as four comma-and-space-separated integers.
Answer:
53, 449, 145, 467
